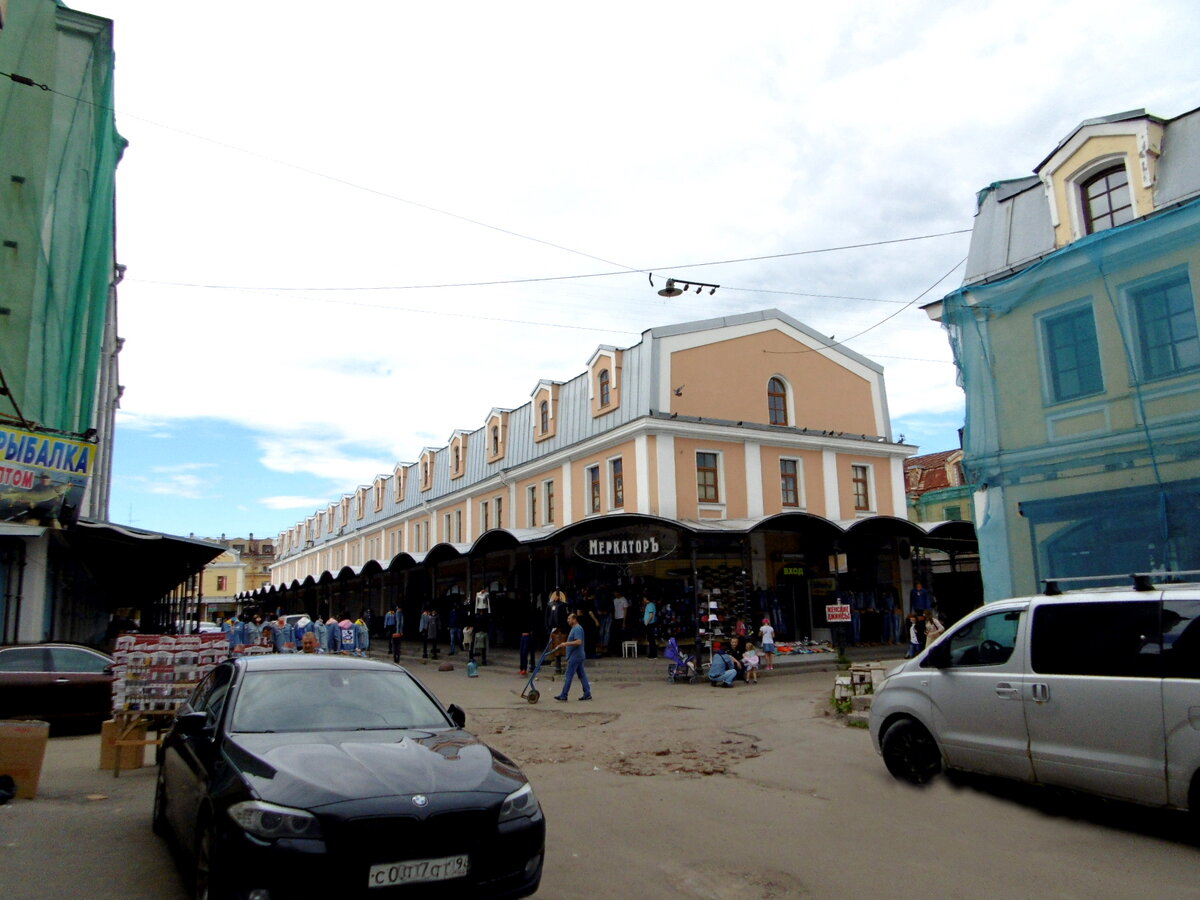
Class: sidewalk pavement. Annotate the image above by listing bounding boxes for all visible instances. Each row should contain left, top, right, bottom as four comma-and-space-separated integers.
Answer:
370, 639, 907, 683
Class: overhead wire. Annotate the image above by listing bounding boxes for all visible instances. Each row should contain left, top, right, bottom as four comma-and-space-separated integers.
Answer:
13, 66, 971, 348
128, 228, 969, 299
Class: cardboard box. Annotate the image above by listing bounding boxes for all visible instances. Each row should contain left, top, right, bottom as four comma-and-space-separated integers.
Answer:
99, 718, 147, 771
0, 720, 50, 799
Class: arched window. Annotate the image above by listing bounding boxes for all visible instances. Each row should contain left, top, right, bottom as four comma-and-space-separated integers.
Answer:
453, 446, 460, 471
1082, 164, 1133, 234
768, 377, 788, 426
598, 369, 611, 406
491, 425, 499, 456
539, 400, 549, 433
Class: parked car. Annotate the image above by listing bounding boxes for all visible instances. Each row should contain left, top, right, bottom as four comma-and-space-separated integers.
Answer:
0, 643, 114, 732
870, 578, 1200, 815
153, 654, 544, 898
174, 620, 223, 635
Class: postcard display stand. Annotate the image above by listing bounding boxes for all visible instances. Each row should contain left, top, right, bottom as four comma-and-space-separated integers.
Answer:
107, 633, 229, 775
697, 566, 750, 663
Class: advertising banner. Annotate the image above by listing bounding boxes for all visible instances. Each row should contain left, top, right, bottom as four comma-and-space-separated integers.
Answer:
570, 525, 678, 565
0, 426, 93, 526
825, 603, 852, 623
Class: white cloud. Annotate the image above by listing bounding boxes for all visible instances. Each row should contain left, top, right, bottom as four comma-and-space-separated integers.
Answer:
80, 0, 1200, 535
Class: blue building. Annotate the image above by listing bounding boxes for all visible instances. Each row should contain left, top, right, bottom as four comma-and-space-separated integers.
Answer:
926, 108, 1200, 600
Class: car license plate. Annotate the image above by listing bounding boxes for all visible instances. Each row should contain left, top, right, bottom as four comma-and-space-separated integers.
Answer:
368, 854, 470, 888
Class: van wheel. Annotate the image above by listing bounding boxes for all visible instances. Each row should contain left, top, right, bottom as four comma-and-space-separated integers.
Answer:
881, 718, 942, 785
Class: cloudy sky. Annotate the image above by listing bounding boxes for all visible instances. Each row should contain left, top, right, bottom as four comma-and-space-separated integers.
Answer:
76, 0, 1200, 541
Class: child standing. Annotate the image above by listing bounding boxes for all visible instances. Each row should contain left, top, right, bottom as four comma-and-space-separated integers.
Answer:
743, 641, 761, 684
759, 617, 777, 670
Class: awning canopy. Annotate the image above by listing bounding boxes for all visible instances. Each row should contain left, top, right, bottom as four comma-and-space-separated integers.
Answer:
61, 518, 225, 609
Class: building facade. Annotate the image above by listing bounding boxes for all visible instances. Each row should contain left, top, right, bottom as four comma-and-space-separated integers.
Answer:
905, 449, 975, 524
263, 310, 978, 639
927, 108, 1200, 601
0, 1, 220, 644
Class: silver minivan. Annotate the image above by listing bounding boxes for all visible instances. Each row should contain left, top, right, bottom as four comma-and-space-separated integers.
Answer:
869, 579, 1200, 812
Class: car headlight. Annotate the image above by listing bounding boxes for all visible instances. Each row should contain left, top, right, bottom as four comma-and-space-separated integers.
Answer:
498, 783, 540, 824
227, 800, 323, 840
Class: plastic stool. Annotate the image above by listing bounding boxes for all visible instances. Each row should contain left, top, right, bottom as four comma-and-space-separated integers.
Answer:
622, 641, 638, 658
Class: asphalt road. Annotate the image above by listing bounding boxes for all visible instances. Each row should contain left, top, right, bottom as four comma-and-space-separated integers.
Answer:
2, 659, 1198, 899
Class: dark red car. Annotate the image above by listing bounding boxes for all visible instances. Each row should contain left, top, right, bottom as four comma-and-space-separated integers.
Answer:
0, 643, 114, 732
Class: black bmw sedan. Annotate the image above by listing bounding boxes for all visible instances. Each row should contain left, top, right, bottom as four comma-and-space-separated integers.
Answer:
153, 654, 544, 899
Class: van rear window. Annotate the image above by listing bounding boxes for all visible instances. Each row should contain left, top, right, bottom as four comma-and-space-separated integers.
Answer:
1031, 601, 1161, 677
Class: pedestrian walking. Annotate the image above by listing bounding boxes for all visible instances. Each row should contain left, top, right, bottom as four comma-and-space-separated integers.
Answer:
421, 608, 440, 659
554, 613, 592, 702
643, 595, 658, 659
904, 613, 923, 658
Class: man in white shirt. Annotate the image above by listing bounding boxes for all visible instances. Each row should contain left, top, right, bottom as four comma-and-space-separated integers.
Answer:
612, 590, 630, 649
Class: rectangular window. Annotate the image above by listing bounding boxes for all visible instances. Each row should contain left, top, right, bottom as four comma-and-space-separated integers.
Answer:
528, 485, 538, 527
943, 505, 962, 521
1131, 273, 1200, 380
216, 576, 227, 591
1031, 601, 1161, 677
780, 459, 799, 507
611, 458, 624, 508
588, 466, 601, 513
852, 464, 870, 511
495, 496, 503, 528
1043, 305, 1103, 401
444, 513, 451, 541
481, 500, 489, 532
1164, 598, 1200, 678
545, 480, 555, 523
454, 510, 462, 543
697, 452, 719, 503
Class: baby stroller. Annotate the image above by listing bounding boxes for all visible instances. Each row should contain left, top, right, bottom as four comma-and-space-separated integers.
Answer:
664, 637, 698, 684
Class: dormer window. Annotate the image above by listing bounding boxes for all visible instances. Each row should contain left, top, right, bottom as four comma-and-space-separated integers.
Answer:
531, 383, 559, 441
1082, 164, 1133, 234
491, 425, 499, 456
599, 369, 611, 407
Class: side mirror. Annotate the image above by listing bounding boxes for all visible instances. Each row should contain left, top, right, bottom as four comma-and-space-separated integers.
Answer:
172, 710, 212, 737
924, 643, 951, 669
447, 704, 466, 728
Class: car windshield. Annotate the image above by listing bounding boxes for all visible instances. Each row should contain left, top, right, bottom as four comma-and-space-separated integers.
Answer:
230, 668, 451, 733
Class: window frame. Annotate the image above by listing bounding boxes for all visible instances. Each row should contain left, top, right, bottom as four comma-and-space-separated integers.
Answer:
610, 456, 624, 509
767, 376, 789, 426
528, 484, 538, 527
1081, 163, 1134, 235
544, 479, 555, 524
599, 368, 611, 407
1123, 268, 1200, 382
780, 457, 801, 508
696, 451, 721, 504
851, 464, 872, 512
1037, 299, 1105, 404
587, 465, 601, 514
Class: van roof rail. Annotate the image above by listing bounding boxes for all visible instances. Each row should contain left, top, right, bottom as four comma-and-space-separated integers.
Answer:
1041, 570, 1200, 595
